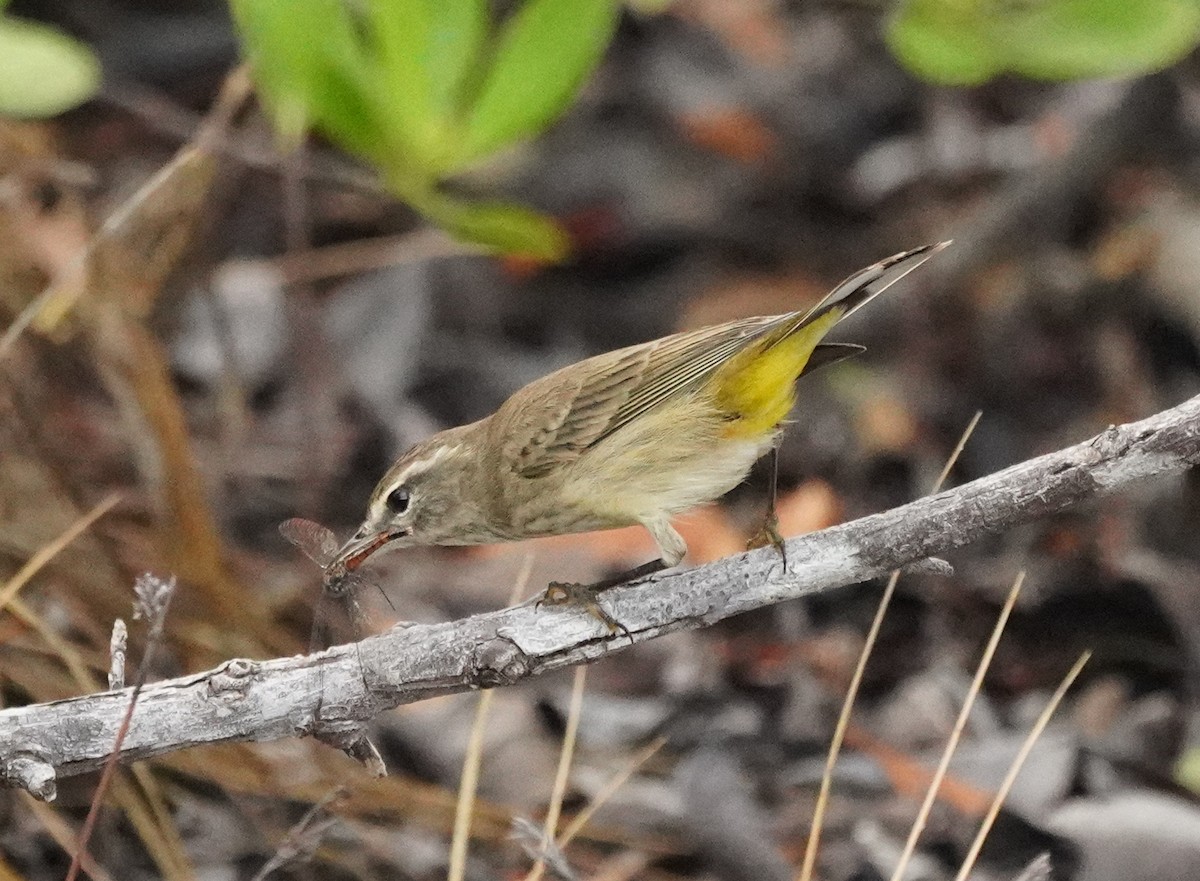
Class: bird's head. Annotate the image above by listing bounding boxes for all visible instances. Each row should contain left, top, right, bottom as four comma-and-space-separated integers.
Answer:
335, 424, 486, 569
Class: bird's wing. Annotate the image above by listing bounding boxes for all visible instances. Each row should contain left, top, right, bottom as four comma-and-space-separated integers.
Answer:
498, 244, 945, 479
499, 315, 783, 479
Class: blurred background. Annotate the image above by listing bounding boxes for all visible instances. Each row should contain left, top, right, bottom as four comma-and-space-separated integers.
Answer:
3, 0, 1200, 879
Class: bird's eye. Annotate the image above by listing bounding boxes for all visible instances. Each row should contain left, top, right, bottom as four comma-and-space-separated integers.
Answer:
385, 485, 411, 514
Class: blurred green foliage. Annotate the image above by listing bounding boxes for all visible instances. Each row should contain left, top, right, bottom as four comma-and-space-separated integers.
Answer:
229, 0, 622, 260
0, 0, 100, 118
888, 0, 1200, 85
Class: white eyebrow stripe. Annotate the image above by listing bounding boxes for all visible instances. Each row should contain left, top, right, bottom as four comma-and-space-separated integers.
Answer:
369, 442, 465, 522
383, 444, 463, 499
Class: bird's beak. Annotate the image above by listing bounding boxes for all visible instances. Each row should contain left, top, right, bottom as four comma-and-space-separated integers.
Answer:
334, 525, 408, 571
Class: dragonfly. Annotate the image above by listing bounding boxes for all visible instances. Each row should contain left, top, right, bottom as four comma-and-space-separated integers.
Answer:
280, 517, 396, 771
278, 517, 393, 652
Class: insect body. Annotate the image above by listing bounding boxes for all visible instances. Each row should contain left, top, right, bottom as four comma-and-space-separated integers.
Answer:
279, 517, 382, 649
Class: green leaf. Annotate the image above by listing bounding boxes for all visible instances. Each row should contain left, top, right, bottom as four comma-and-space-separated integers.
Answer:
230, 0, 585, 259
1001, 0, 1200, 81
0, 16, 100, 118
426, 0, 489, 113
418, 191, 571, 260
887, 0, 1000, 85
1178, 745, 1200, 793
887, 0, 1200, 86
229, 0, 385, 158
366, 0, 487, 166
456, 0, 619, 165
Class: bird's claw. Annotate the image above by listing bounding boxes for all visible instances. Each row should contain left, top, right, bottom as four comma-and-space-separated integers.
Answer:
747, 514, 788, 572
538, 581, 633, 642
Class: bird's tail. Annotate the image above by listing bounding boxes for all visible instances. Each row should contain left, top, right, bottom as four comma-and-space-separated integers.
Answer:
712, 242, 948, 439
775, 240, 951, 344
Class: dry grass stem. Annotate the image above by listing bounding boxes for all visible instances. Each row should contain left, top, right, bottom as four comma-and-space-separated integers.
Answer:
585, 850, 652, 881
448, 690, 499, 880
250, 787, 345, 881
0, 851, 25, 881
798, 412, 982, 881
6, 592, 192, 878
21, 793, 119, 881
526, 664, 589, 881
887, 570, 1026, 881
934, 411, 983, 489
448, 555, 536, 881
0, 492, 121, 615
67, 575, 179, 881
953, 651, 1092, 881
557, 735, 669, 849
0, 68, 251, 360
7, 595, 100, 690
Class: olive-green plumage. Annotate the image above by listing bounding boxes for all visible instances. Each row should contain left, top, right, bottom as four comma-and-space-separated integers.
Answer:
336, 243, 947, 573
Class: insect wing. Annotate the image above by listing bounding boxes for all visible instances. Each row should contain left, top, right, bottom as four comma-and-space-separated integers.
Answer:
279, 517, 383, 655
338, 573, 371, 641
309, 590, 337, 654
309, 571, 370, 651
279, 517, 340, 567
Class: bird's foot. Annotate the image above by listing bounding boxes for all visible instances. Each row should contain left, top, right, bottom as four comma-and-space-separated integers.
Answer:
538, 581, 632, 641
747, 513, 788, 571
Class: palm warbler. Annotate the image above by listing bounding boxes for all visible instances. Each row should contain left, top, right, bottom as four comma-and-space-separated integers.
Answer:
334, 243, 946, 617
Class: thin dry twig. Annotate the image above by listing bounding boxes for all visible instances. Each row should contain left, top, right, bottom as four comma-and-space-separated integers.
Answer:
66, 574, 179, 881
280, 145, 340, 520
109, 619, 127, 691
526, 665, 589, 881
888, 571, 1025, 881
509, 728, 666, 879
225, 227, 483, 286
798, 411, 981, 881
448, 555, 536, 881
98, 78, 382, 194
953, 652, 1092, 881
511, 818, 575, 881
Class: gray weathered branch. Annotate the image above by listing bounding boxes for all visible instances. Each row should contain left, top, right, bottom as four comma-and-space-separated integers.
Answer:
3, 395, 1199, 800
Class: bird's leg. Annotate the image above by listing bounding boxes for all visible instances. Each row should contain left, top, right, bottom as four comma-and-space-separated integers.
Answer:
553, 558, 668, 594
541, 559, 666, 637
539, 518, 683, 637
747, 446, 788, 570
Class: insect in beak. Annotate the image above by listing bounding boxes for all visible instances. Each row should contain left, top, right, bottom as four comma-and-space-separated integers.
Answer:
334, 527, 408, 572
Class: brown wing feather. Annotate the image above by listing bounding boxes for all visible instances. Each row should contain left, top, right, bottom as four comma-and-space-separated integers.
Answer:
499, 315, 783, 478
587, 243, 946, 448
592, 315, 783, 443
497, 243, 947, 479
